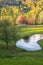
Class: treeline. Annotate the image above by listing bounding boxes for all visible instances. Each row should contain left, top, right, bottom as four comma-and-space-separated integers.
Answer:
0, 0, 43, 25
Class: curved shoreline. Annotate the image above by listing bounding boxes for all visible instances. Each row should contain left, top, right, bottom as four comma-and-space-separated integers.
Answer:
16, 34, 43, 51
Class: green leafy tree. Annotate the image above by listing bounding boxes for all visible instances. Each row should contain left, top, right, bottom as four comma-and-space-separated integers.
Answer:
0, 19, 11, 49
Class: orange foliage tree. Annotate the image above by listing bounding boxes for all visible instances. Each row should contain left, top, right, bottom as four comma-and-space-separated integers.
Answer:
27, 18, 33, 25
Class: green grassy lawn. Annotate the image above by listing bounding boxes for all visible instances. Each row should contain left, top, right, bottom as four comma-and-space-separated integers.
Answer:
0, 26, 43, 65
17, 26, 43, 39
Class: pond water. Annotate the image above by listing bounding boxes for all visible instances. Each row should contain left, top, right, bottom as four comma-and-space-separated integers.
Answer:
16, 34, 43, 51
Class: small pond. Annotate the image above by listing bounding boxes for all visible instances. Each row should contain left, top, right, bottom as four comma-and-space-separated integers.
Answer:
16, 34, 43, 51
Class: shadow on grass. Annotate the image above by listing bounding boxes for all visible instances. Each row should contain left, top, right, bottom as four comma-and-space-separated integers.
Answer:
0, 45, 27, 58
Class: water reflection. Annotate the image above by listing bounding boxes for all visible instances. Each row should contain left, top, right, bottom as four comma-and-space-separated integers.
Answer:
29, 34, 43, 42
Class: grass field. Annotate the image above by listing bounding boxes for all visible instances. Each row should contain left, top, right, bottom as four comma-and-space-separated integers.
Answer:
0, 26, 43, 65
